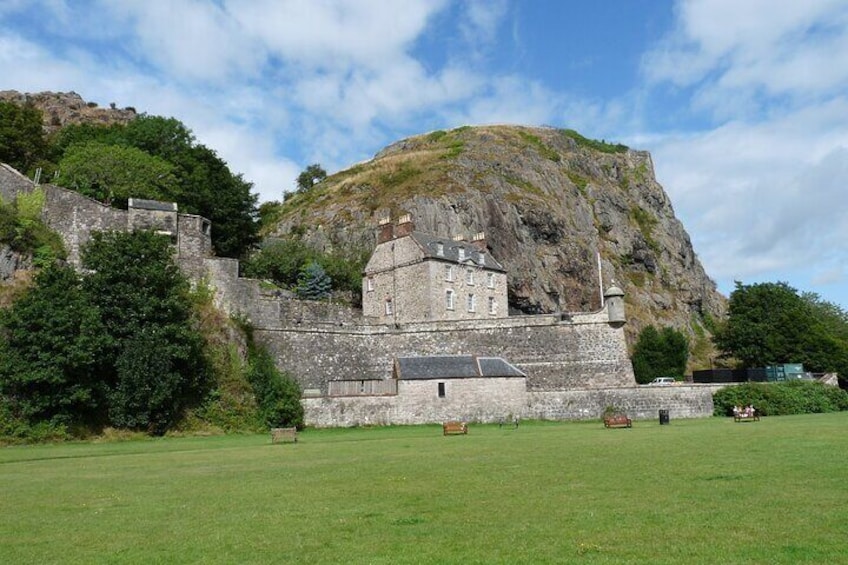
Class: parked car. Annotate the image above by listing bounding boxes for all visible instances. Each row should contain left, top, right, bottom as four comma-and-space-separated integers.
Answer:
648, 377, 676, 386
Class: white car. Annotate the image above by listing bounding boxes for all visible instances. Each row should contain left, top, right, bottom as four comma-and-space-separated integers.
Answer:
648, 377, 676, 386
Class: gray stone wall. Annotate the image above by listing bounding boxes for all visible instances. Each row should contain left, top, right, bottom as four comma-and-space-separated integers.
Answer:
42, 184, 126, 266
304, 385, 716, 427
526, 385, 717, 421
256, 308, 635, 396
1, 165, 212, 274
0, 164, 34, 204
305, 377, 528, 427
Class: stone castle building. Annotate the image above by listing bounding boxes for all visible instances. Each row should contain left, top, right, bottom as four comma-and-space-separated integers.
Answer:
1, 163, 717, 426
363, 215, 508, 323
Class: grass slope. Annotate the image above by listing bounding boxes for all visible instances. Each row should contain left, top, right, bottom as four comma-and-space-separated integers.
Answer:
1, 414, 846, 564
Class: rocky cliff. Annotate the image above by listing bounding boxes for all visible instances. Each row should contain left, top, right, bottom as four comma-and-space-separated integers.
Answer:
0, 90, 136, 134
270, 125, 725, 361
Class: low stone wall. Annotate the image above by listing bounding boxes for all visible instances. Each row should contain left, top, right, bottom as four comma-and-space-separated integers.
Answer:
527, 385, 719, 421
304, 385, 720, 427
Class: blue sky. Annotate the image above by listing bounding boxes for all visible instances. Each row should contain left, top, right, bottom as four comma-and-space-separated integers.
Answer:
2, 0, 848, 308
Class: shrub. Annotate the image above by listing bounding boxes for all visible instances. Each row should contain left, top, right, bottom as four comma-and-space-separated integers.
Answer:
246, 346, 304, 430
712, 381, 848, 416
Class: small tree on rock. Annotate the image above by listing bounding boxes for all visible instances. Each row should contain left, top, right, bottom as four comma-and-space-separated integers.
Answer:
296, 164, 327, 192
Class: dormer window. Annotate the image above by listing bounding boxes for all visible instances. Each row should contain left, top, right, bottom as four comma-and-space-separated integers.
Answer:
436, 242, 444, 256
478, 253, 485, 266
458, 247, 465, 261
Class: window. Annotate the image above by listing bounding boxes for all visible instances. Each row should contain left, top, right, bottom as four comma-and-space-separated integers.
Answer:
465, 269, 474, 285
446, 289, 455, 310
458, 248, 465, 260
488, 296, 496, 315
436, 242, 444, 256
467, 293, 476, 312
487, 273, 495, 289
366, 277, 374, 292
445, 265, 454, 281
438, 382, 446, 397
385, 299, 393, 316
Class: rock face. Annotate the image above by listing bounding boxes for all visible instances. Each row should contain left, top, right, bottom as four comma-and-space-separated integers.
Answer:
0, 90, 136, 134
271, 126, 725, 355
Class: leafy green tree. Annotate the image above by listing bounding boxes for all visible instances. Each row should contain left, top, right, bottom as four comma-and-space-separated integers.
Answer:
714, 282, 848, 383
295, 261, 332, 300
0, 102, 47, 174
82, 230, 210, 433
631, 325, 689, 384
296, 163, 327, 192
0, 265, 108, 425
56, 142, 179, 206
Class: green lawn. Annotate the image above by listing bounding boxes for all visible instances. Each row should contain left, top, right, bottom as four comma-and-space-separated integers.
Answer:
1, 414, 847, 564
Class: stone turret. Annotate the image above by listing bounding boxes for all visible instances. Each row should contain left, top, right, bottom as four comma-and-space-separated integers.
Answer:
604, 284, 625, 326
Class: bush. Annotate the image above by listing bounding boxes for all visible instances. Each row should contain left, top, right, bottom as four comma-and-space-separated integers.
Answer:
247, 346, 304, 430
712, 381, 848, 416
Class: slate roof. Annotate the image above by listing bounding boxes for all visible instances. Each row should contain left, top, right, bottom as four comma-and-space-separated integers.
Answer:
409, 231, 506, 272
395, 355, 526, 380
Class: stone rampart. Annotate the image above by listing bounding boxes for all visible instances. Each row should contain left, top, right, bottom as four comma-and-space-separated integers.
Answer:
255, 309, 635, 395
304, 385, 717, 427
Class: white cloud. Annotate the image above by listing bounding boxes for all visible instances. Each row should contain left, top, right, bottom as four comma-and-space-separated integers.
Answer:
643, 0, 848, 118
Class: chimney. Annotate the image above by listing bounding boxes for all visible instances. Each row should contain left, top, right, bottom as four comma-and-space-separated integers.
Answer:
394, 214, 414, 238
377, 216, 393, 244
471, 232, 487, 251
452, 234, 465, 242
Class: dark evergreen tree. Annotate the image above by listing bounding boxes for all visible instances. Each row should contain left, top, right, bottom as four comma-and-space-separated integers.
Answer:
631, 325, 689, 384
295, 261, 332, 300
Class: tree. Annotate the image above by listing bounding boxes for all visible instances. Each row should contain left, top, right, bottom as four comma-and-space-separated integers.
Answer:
631, 325, 689, 384
295, 261, 332, 300
714, 282, 848, 383
56, 142, 179, 206
0, 102, 48, 174
296, 163, 327, 192
81, 230, 210, 433
0, 265, 108, 425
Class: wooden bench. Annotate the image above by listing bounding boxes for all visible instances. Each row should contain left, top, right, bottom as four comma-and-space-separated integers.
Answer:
443, 421, 468, 435
270, 427, 298, 443
603, 415, 632, 428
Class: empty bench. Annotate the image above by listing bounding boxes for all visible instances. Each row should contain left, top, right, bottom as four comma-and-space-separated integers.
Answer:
603, 415, 632, 428
443, 421, 468, 435
270, 427, 298, 443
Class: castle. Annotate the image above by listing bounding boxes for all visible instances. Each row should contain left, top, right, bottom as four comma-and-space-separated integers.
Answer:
1, 163, 717, 426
